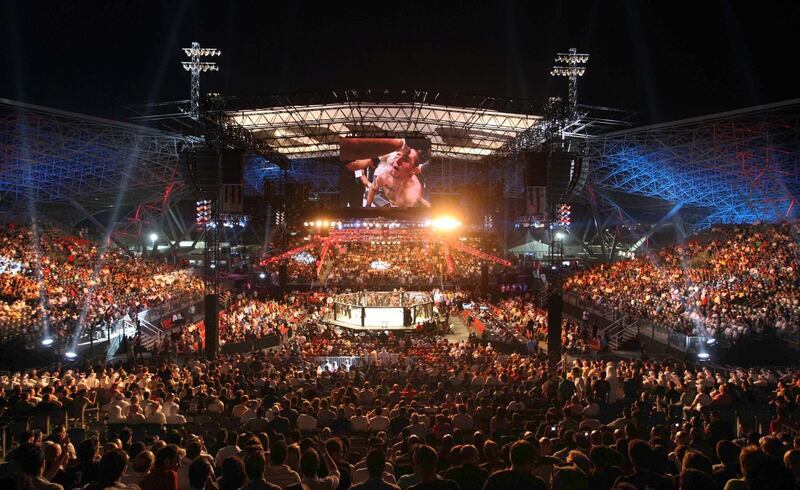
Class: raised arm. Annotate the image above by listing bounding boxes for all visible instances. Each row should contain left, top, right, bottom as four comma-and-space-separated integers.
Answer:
366, 173, 387, 207
345, 158, 376, 172
340, 138, 406, 160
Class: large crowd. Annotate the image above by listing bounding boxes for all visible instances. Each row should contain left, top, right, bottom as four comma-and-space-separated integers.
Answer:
2, 221, 800, 489
262, 233, 509, 288
326, 242, 441, 288
0, 224, 204, 344
0, 310, 799, 490
218, 293, 328, 346
565, 224, 800, 342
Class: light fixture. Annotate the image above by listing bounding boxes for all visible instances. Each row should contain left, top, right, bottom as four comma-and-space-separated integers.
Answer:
41, 338, 54, 347
259, 272, 266, 279
149, 232, 158, 242
181, 42, 221, 120
555, 232, 566, 240
551, 48, 590, 119
65, 351, 77, 360
431, 217, 461, 231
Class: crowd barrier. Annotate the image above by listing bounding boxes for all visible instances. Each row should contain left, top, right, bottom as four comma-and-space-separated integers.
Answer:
312, 356, 365, 370
562, 293, 693, 353
140, 292, 205, 325
219, 334, 281, 355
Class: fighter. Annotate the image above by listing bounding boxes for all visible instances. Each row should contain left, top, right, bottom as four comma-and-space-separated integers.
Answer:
340, 138, 431, 208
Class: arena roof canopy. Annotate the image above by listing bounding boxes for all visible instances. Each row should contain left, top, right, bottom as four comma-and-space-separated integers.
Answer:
223, 89, 545, 160
0, 98, 191, 230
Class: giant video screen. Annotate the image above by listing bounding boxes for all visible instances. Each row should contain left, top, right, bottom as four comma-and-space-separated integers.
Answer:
340, 137, 432, 208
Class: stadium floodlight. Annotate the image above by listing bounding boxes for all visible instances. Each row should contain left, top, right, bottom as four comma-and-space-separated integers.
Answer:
182, 47, 222, 57
181, 41, 221, 120
181, 62, 220, 72
432, 217, 461, 231
555, 53, 589, 63
551, 48, 590, 120
550, 66, 587, 77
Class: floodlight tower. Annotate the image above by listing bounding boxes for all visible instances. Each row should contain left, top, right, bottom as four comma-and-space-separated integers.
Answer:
551, 48, 589, 121
181, 42, 221, 120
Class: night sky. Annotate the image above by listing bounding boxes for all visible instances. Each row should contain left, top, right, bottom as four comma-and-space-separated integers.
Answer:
2, 1, 798, 124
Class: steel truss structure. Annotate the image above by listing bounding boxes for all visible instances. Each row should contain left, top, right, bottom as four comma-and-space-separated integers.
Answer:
226, 89, 545, 199
222, 89, 542, 157
137, 90, 632, 201
583, 99, 800, 234
0, 99, 191, 232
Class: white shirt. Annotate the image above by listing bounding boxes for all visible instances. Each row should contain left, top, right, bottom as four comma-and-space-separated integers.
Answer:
146, 412, 167, 425
297, 413, 318, 432
351, 415, 370, 432
352, 469, 397, 486
215, 444, 241, 468
369, 415, 390, 432
207, 399, 224, 413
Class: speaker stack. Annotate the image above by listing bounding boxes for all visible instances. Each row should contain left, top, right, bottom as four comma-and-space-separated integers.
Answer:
547, 293, 563, 364
204, 294, 219, 358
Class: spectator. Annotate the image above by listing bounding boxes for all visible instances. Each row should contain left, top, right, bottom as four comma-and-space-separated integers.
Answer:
140, 444, 180, 490
483, 441, 546, 490
351, 449, 399, 490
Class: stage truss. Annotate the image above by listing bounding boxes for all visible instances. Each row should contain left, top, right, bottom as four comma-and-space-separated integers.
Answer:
0, 98, 192, 237
575, 99, 800, 260
259, 226, 512, 271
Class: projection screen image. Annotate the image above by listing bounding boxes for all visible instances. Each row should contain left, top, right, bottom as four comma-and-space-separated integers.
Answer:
340, 137, 432, 208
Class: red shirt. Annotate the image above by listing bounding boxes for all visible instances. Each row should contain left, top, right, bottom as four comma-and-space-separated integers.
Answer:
139, 468, 178, 490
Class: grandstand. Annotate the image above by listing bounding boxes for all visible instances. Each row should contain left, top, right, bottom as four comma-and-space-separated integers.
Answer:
1, 20, 799, 490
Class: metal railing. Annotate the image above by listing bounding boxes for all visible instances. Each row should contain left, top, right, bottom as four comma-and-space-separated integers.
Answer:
562, 292, 628, 323
562, 293, 697, 353
601, 315, 632, 350
312, 356, 365, 370
1, 407, 102, 461
141, 291, 204, 325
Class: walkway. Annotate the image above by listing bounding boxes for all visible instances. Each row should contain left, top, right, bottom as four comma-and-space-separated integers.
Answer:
445, 315, 471, 342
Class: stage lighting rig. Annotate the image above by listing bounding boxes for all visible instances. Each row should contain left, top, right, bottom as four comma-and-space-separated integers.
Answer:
181, 42, 221, 120
551, 48, 589, 120
431, 217, 461, 231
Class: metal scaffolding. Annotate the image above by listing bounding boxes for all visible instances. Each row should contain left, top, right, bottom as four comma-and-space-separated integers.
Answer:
584, 99, 800, 233
0, 98, 191, 229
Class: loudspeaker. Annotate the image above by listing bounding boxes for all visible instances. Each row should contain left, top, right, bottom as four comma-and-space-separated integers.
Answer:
547, 293, 563, 363
186, 148, 218, 197
548, 152, 580, 202
204, 294, 219, 358
480, 262, 489, 294
221, 149, 244, 185
524, 151, 549, 187
524, 151, 583, 204
186, 148, 244, 198
278, 263, 287, 291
